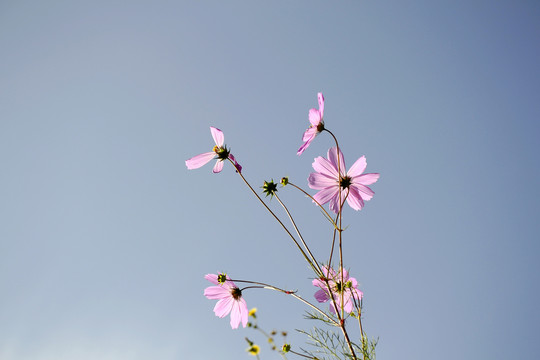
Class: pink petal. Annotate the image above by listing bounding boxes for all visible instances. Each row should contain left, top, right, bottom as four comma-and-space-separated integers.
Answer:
297, 136, 315, 156
312, 156, 339, 178
314, 289, 330, 303
229, 298, 248, 329
204, 286, 231, 300
308, 172, 337, 190
346, 186, 365, 211
317, 93, 324, 117
185, 152, 215, 170
328, 147, 346, 176
214, 296, 234, 318
329, 188, 348, 213
313, 187, 339, 206
354, 173, 380, 186
204, 274, 219, 285
302, 126, 317, 142
309, 109, 322, 126
343, 297, 354, 313
347, 156, 367, 178
352, 183, 375, 201
213, 160, 224, 173
210, 127, 224, 147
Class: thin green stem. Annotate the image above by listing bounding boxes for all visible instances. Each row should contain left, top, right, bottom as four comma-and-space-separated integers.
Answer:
274, 193, 322, 277
287, 182, 337, 229
232, 279, 338, 325
229, 159, 314, 268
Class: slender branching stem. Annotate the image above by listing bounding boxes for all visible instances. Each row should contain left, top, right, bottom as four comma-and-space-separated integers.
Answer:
288, 349, 317, 359
287, 182, 337, 228
274, 193, 323, 277
229, 159, 315, 269
231, 278, 338, 325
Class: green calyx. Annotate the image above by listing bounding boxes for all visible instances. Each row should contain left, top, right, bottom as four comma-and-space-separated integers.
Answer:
213, 145, 230, 160
262, 180, 278, 197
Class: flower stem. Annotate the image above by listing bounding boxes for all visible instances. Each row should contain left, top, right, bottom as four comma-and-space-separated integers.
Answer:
232, 278, 338, 325
229, 159, 315, 272
274, 193, 323, 277
287, 182, 337, 229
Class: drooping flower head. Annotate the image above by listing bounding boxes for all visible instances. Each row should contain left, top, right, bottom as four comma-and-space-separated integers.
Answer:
308, 147, 379, 213
312, 266, 363, 314
297, 92, 325, 155
186, 127, 242, 173
204, 273, 248, 329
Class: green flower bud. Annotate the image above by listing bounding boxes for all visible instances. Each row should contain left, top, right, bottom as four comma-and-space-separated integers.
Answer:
262, 180, 278, 197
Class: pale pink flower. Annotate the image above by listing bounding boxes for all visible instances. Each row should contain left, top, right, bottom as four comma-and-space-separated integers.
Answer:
297, 92, 325, 155
204, 273, 248, 329
312, 266, 363, 314
308, 147, 379, 213
186, 127, 242, 173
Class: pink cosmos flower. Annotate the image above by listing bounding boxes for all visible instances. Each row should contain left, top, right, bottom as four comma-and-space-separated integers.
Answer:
185, 127, 242, 173
204, 273, 248, 329
297, 92, 325, 155
308, 147, 379, 213
312, 266, 363, 314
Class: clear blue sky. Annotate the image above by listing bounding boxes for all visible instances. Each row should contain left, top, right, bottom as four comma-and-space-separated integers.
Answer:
1, 1, 539, 359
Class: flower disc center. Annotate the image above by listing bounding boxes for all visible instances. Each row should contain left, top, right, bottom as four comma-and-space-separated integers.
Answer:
339, 176, 352, 189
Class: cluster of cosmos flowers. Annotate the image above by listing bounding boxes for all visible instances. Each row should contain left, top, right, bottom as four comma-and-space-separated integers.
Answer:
186, 93, 379, 329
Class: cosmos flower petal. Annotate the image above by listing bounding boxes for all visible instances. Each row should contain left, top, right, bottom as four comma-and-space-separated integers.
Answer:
214, 297, 234, 318
229, 300, 241, 329
312, 156, 339, 178
308, 172, 337, 190
204, 286, 231, 300
213, 160, 224, 173
328, 147, 346, 176
297, 136, 314, 156
354, 173, 380, 186
229, 297, 248, 329
309, 109, 322, 126
313, 187, 340, 206
204, 274, 219, 285
317, 92, 324, 116
314, 289, 330, 303
329, 188, 348, 213
210, 127, 224, 147
347, 156, 367, 177
302, 127, 317, 142
352, 183, 375, 201
186, 152, 216, 170
346, 186, 365, 211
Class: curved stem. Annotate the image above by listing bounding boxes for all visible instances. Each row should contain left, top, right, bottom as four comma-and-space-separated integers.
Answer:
274, 193, 322, 277
229, 159, 314, 268
288, 182, 337, 228
231, 279, 338, 325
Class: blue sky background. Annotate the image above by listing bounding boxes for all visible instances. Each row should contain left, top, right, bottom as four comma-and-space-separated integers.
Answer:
1, 1, 539, 359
